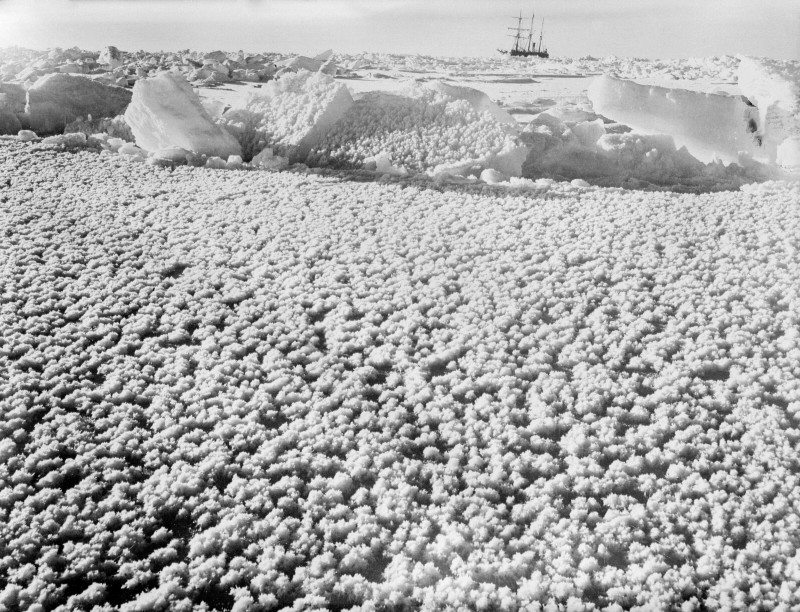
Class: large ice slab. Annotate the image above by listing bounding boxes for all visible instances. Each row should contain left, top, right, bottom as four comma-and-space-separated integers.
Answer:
25, 73, 132, 135
737, 57, 800, 170
588, 75, 764, 164
519, 107, 771, 190
125, 71, 242, 158
219, 70, 353, 162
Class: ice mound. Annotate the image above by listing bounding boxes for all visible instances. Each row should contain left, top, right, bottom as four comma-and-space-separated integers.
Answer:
588, 75, 764, 164
737, 57, 800, 171
219, 70, 353, 162
98, 45, 123, 70
520, 109, 769, 190
426, 81, 518, 129
310, 83, 526, 176
0, 84, 26, 135
25, 73, 132, 135
124, 71, 242, 158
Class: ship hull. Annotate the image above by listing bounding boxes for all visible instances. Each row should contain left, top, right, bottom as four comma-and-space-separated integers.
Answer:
500, 49, 550, 58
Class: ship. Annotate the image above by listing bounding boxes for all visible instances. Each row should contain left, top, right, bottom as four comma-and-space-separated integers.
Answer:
499, 10, 549, 58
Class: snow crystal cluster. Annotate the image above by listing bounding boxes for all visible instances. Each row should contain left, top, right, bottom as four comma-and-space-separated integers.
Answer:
219, 70, 354, 162
310, 82, 526, 177
2, 141, 800, 610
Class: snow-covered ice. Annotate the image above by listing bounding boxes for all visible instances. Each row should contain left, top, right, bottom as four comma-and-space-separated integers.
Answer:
2, 45, 800, 611
587, 75, 764, 164
25, 72, 132, 135
737, 56, 800, 170
2, 140, 800, 610
124, 71, 242, 158
311, 82, 526, 177
219, 70, 353, 162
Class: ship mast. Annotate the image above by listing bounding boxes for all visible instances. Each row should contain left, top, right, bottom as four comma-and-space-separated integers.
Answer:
538, 18, 544, 53
509, 11, 523, 53
526, 11, 535, 52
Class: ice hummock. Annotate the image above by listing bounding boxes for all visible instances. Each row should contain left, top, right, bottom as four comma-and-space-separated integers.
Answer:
124, 71, 242, 158
588, 75, 765, 164
26, 73, 132, 135
737, 57, 800, 171
219, 70, 353, 162
310, 81, 526, 176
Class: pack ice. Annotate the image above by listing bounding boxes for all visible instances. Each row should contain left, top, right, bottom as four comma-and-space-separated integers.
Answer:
588, 75, 764, 164
737, 57, 800, 172
219, 70, 353, 162
124, 71, 242, 159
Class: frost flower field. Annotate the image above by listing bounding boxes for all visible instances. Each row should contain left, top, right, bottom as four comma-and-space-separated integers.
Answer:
2, 141, 800, 611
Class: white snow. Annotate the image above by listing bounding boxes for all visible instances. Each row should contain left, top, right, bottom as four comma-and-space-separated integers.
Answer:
312, 83, 526, 176
1, 140, 799, 611
124, 71, 242, 158
219, 70, 353, 162
2, 45, 800, 611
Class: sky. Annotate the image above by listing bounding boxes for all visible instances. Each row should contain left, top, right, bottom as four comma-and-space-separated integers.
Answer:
0, 0, 797, 60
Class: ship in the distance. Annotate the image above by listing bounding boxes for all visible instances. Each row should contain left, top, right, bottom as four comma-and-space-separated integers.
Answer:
499, 9, 549, 58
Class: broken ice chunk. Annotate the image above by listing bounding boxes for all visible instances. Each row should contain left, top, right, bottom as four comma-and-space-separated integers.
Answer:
26, 73, 132, 135
737, 56, 800, 169
124, 71, 242, 159
588, 75, 764, 164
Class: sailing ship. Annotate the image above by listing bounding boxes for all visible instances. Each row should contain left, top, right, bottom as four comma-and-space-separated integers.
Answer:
499, 10, 549, 58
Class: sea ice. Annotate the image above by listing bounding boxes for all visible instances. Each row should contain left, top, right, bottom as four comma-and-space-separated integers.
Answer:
219, 70, 353, 162
588, 75, 765, 164
737, 57, 800, 170
519, 110, 764, 189
313, 85, 526, 176
124, 71, 242, 158
426, 81, 518, 129
25, 73, 132, 135
98, 46, 123, 70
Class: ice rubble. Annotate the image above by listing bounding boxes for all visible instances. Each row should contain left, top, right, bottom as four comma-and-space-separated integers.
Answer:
2, 45, 797, 187
124, 71, 242, 159
587, 75, 764, 165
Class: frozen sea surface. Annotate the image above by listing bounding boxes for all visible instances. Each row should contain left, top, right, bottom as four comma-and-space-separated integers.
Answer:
2, 141, 800, 610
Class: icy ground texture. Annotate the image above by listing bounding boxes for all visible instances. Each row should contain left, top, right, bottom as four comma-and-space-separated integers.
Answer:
2, 142, 800, 610
309, 83, 525, 176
